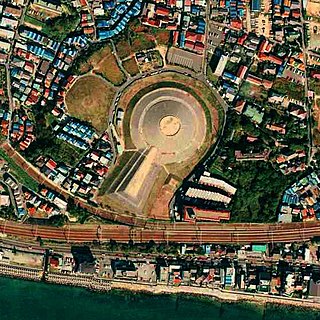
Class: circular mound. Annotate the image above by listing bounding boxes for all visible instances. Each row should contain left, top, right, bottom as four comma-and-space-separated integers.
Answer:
159, 116, 181, 136
130, 88, 207, 164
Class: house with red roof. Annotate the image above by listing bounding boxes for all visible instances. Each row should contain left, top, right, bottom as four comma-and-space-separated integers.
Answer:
155, 6, 171, 16
167, 0, 176, 7
230, 19, 242, 30
246, 74, 263, 86
194, 42, 205, 53
237, 65, 248, 79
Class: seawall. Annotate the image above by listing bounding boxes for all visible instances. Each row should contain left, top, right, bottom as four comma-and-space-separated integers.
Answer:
0, 262, 319, 310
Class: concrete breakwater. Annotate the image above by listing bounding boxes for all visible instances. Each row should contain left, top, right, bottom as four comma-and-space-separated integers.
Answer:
0, 262, 112, 292
0, 262, 43, 281
46, 272, 112, 292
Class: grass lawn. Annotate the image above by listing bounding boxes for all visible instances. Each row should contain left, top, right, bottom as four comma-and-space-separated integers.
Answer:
24, 15, 45, 29
272, 78, 305, 101
123, 57, 140, 76
206, 66, 219, 85
0, 149, 38, 191
77, 45, 126, 85
65, 75, 116, 133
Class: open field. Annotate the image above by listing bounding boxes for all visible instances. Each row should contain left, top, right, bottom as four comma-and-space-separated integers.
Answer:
152, 29, 171, 45
115, 21, 157, 60
123, 57, 140, 76
65, 75, 116, 133
131, 35, 155, 52
1, 249, 43, 268
313, 128, 320, 146
76, 45, 125, 85
116, 37, 155, 60
116, 40, 133, 60
142, 166, 169, 219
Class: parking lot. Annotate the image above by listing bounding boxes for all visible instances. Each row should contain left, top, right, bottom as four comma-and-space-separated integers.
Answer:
207, 22, 225, 54
167, 47, 203, 72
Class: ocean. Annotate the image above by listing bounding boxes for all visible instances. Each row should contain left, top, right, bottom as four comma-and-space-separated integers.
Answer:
0, 277, 320, 320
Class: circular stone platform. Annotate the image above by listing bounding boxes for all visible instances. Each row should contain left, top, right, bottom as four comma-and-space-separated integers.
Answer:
130, 87, 207, 164
159, 116, 181, 136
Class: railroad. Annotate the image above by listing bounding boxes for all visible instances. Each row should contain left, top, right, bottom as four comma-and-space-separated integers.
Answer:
0, 219, 319, 244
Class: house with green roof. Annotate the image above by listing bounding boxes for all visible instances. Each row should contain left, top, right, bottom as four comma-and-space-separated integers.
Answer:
252, 244, 267, 253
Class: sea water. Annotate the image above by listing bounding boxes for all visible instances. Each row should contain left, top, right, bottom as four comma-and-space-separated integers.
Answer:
0, 277, 319, 320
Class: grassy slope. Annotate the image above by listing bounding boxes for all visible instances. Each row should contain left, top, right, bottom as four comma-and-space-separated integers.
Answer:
0, 149, 38, 191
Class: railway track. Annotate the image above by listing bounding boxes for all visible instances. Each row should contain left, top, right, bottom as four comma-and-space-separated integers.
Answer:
0, 220, 320, 244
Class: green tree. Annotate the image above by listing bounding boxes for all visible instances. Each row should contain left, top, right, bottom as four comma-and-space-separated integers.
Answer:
48, 215, 67, 227
67, 199, 90, 224
42, 13, 80, 41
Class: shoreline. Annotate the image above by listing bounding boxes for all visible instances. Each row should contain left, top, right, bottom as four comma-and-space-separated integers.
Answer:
109, 281, 320, 310
0, 262, 320, 311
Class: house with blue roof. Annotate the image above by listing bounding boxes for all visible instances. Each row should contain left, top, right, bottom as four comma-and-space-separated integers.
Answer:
251, 0, 261, 11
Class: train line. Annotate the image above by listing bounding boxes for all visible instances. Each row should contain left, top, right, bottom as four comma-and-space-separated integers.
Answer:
0, 220, 320, 244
